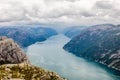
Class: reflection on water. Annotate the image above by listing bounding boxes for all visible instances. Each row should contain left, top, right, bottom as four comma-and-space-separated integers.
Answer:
26, 34, 120, 80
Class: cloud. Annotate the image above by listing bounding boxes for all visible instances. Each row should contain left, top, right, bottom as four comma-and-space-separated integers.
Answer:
45, 0, 80, 2
92, 0, 120, 19
0, 0, 119, 26
95, 0, 113, 9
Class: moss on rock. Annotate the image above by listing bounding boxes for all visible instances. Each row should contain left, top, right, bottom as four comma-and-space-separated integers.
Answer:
0, 63, 65, 80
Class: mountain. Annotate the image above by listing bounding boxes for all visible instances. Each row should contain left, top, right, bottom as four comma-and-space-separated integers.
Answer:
0, 36, 65, 80
63, 26, 88, 38
0, 26, 57, 47
63, 24, 120, 72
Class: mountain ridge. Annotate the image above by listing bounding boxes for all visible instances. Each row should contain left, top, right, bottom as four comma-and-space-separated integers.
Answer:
0, 26, 58, 47
63, 24, 120, 72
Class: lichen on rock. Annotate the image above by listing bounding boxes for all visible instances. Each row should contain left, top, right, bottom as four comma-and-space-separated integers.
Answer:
0, 36, 66, 80
0, 36, 29, 64
0, 63, 65, 80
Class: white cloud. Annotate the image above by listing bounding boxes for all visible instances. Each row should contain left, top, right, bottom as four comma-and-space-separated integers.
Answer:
0, 0, 119, 26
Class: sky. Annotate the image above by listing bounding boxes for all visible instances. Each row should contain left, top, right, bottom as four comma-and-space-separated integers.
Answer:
0, 0, 120, 26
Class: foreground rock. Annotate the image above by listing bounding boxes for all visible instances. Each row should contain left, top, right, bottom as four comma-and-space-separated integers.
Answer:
0, 36, 29, 64
63, 24, 120, 72
0, 36, 65, 80
0, 63, 65, 80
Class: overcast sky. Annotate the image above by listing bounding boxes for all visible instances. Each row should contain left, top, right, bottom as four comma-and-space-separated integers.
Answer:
0, 0, 120, 26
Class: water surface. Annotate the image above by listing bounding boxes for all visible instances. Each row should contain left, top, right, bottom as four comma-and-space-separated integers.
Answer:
26, 34, 120, 80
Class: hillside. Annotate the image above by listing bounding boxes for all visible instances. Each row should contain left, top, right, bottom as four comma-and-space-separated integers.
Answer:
0, 63, 65, 80
63, 26, 88, 38
63, 24, 120, 72
0, 27, 57, 47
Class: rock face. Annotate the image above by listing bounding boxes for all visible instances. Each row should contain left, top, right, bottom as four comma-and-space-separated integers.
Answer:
0, 27, 57, 47
63, 24, 120, 72
0, 36, 29, 64
0, 36, 65, 80
0, 63, 65, 80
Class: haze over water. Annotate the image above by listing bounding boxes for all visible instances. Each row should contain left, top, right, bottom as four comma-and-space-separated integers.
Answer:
26, 34, 120, 80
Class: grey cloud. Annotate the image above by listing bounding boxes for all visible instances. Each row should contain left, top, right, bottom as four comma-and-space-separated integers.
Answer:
80, 11, 96, 17
45, 0, 80, 2
0, 0, 120, 26
64, 0, 80, 2
0, 1, 29, 22
95, 0, 113, 9
109, 9, 120, 18
92, 0, 120, 19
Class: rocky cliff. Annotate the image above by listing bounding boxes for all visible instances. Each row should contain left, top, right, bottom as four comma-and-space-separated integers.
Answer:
0, 36, 65, 80
63, 24, 120, 72
0, 36, 29, 64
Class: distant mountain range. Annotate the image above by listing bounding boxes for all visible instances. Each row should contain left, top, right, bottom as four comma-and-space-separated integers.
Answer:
63, 26, 89, 38
63, 24, 120, 72
0, 26, 57, 47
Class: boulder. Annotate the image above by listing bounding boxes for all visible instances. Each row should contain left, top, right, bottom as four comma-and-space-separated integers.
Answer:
0, 36, 29, 65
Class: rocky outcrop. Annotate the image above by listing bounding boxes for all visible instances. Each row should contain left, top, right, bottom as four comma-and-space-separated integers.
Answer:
63, 24, 120, 72
0, 36, 29, 64
0, 27, 57, 47
0, 63, 65, 80
0, 36, 65, 80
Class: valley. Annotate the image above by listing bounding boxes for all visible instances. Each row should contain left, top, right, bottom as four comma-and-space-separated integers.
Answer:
26, 34, 120, 80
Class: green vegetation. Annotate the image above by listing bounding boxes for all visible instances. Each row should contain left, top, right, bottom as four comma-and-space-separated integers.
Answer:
0, 63, 64, 80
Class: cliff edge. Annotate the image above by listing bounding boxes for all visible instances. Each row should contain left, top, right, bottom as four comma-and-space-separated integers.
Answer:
0, 36, 65, 80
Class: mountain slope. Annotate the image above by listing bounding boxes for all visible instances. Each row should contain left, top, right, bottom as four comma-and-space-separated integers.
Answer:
63, 26, 88, 38
0, 27, 57, 47
0, 63, 65, 80
63, 24, 120, 72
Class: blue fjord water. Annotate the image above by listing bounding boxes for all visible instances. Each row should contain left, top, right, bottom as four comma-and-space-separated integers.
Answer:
26, 34, 120, 80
